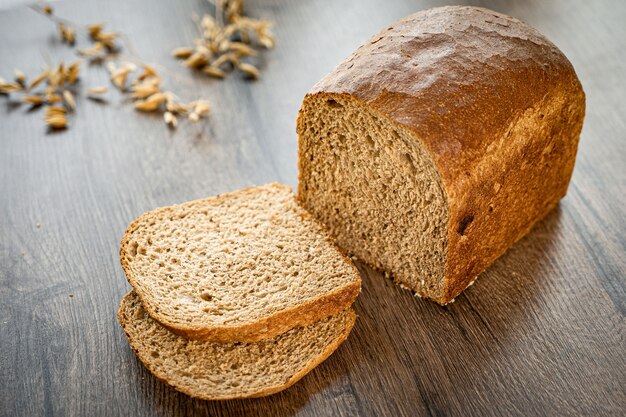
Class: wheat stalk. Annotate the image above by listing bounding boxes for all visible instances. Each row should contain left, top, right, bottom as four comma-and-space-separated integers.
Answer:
173, 0, 274, 80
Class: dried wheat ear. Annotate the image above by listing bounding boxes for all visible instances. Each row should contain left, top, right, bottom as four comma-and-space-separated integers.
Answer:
1, 3, 216, 130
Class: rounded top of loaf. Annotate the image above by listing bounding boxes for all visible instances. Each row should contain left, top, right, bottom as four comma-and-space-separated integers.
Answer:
307, 6, 585, 184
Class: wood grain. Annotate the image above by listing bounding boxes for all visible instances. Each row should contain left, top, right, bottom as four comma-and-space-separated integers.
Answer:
0, 0, 624, 416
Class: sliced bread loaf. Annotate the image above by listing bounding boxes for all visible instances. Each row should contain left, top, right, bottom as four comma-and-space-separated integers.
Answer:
120, 183, 360, 342
297, 6, 585, 304
118, 291, 356, 400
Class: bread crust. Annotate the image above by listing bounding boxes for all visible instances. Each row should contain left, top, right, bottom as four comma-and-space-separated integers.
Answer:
299, 6, 585, 303
117, 292, 357, 400
120, 183, 361, 341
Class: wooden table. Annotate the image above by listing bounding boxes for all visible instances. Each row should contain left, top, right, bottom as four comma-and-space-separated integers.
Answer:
1, 0, 624, 416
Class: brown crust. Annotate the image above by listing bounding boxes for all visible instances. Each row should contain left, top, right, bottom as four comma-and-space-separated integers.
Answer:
117, 292, 357, 400
120, 182, 361, 341
299, 6, 585, 304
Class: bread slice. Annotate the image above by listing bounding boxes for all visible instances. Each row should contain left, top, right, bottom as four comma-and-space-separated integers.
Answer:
297, 6, 585, 304
120, 183, 360, 342
118, 291, 355, 400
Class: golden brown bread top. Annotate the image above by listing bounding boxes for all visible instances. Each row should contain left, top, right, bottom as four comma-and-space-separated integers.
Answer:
308, 6, 584, 189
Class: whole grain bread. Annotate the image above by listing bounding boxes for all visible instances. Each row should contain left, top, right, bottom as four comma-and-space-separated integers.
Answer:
297, 6, 585, 304
120, 183, 360, 342
118, 291, 356, 400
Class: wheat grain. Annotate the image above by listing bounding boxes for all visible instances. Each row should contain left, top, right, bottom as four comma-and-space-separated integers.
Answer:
48, 63, 65, 88
87, 23, 103, 39
188, 112, 200, 123
237, 62, 259, 79
165, 100, 190, 114
201, 14, 217, 33
78, 42, 104, 56
45, 106, 65, 116
184, 52, 210, 69
28, 70, 49, 90
21, 95, 44, 106
63, 90, 76, 110
45, 106, 68, 129
0, 81, 22, 94
44, 85, 62, 103
211, 52, 239, 68
228, 41, 257, 56
203, 66, 225, 78
96, 31, 119, 50
172, 47, 194, 59
87, 86, 107, 95
46, 94, 62, 104
14, 69, 26, 87
222, 0, 243, 23
109, 63, 135, 90
131, 79, 160, 99
66, 61, 80, 84
134, 92, 166, 112
258, 34, 275, 49
192, 100, 210, 116
137, 64, 158, 81
164, 111, 178, 127
58, 23, 76, 45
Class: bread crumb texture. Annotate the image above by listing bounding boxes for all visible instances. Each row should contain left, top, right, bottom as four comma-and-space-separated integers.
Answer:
121, 183, 360, 339
298, 6, 584, 303
118, 291, 356, 400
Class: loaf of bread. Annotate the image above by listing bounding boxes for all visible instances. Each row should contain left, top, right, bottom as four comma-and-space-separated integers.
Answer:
297, 6, 585, 304
120, 183, 360, 342
118, 291, 356, 400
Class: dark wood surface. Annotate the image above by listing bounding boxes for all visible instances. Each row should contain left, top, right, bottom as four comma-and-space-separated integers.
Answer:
1, 0, 624, 416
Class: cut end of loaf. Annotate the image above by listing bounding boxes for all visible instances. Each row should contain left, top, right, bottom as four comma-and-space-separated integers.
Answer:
120, 183, 361, 341
118, 291, 356, 400
297, 5, 585, 304
297, 94, 449, 301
